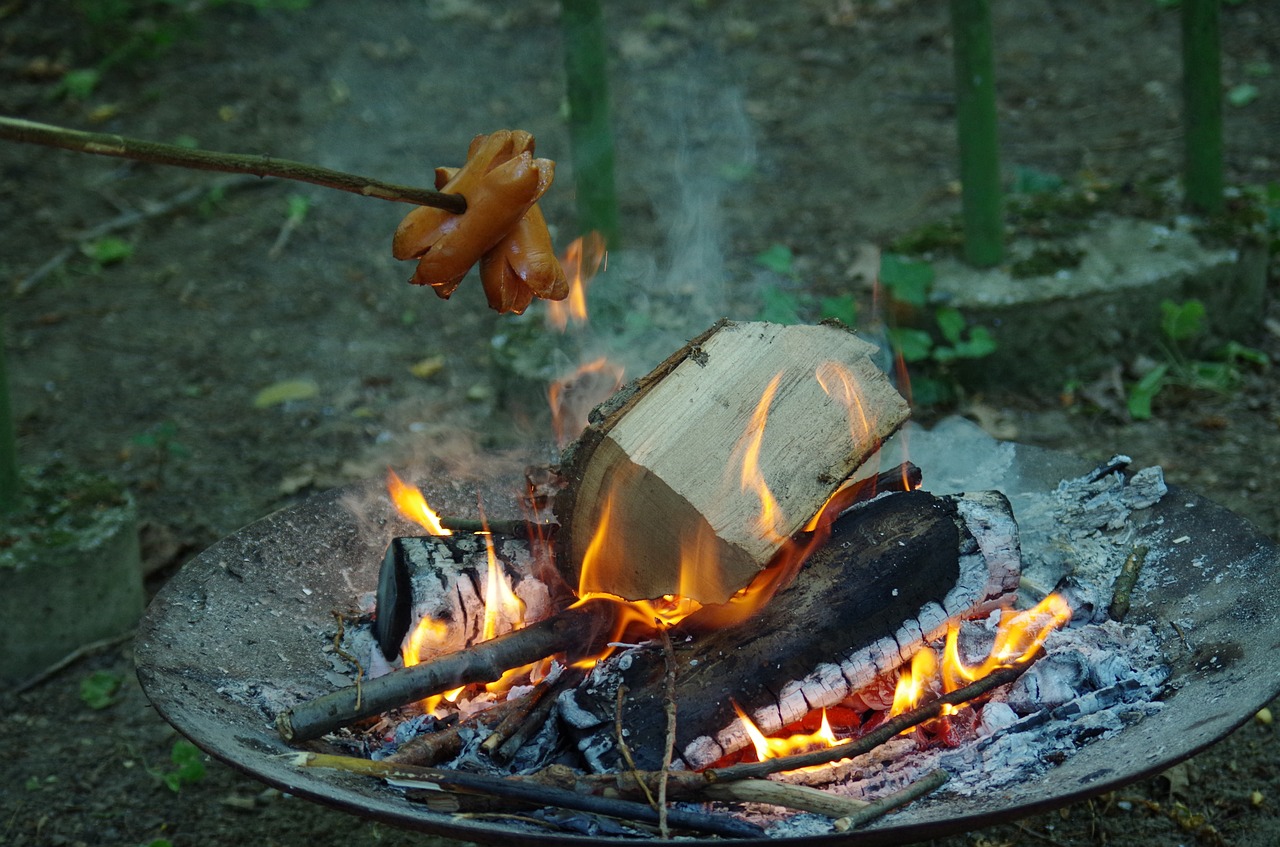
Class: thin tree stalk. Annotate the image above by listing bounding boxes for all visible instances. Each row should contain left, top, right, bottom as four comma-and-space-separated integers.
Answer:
949, 0, 1003, 267
560, 0, 620, 246
0, 116, 466, 213
1181, 0, 1224, 215
0, 324, 19, 516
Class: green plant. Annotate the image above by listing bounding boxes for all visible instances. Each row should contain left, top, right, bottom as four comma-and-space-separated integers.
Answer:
753, 245, 857, 326
1127, 298, 1269, 419
151, 739, 207, 793
878, 253, 998, 405
949, 0, 1003, 267
80, 669, 124, 709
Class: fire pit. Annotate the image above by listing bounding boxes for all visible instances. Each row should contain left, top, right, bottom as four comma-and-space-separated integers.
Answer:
135, 420, 1280, 845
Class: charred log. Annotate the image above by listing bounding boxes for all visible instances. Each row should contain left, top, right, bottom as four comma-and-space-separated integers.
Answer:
557, 489, 1021, 771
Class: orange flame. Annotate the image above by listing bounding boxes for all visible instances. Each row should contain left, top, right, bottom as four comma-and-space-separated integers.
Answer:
402, 616, 464, 713
815, 360, 873, 446
481, 530, 526, 642
546, 232, 606, 332
890, 646, 939, 717
733, 372, 786, 544
942, 593, 1073, 692
734, 704, 840, 763
387, 470, 452, 535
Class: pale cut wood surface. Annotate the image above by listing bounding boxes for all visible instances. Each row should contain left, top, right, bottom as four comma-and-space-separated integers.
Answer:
556, 320, 910, 602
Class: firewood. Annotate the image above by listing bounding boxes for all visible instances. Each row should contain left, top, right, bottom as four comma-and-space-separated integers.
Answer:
558, 490, 1022, 771
276, 598, 622, 742
554, 319, 910, 603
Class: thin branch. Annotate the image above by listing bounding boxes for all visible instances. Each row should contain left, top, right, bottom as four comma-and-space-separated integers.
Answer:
657, 628, 677, 840
293, 752, 765, 839
0, 116, 466, 213
1108, 545, 1149, 622
14, 629, 136, 694
832, 768, 950, 831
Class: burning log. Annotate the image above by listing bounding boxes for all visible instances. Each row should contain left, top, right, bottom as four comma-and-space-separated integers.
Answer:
554, 319, 911, 603
557, 489, 1021, 771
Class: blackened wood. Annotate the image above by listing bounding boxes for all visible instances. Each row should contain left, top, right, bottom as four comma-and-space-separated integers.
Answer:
559, 490, 965, 772
374, 539, 415, 661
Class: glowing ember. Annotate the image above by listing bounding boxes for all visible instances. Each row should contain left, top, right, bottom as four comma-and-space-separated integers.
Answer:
386, 470, 452, 536
546, 231, 606, 331
890, 645, 940, 717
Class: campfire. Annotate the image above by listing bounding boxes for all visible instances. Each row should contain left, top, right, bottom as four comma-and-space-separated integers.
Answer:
134, 318, 1280, 843
275, 319, 1166, 837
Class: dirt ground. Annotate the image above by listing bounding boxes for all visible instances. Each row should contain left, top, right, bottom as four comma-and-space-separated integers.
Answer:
1, 1, 1278, 845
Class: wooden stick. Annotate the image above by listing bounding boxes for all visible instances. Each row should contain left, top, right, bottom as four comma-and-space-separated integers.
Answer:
704, 779, 870, 818
492, 671, 581, 764
657, 628, 677, 840
833, 768, 950, 831
437, 516, 558, 539
1107, 545, 1149, 622
276, 598, 621, 742
293, 752, 765, 839
388, 690, 535, 767
0, 116, 467, 213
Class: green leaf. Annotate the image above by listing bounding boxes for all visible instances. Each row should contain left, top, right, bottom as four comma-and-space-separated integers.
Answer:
1128, 363, 1169, 420
285, 194, 310, 223
58, 68, 101, 100
1216, 340, 1269, 368
818, 294, 857, 326
888, 327, 934, 363
879, 253, 933, 307
904, 374, 954, 407
952, 325, 998, 359
79, 670, 123, 710
935, 306, 967, 346
755, 244, 795, 276
1160, 299, 1206, 343
162, 740, 206, 793
82, 237, 134, 266
1227, 84, 1260, 108
253, 379, 319, 408
1189, 360, 1237, 391
757, 286, 804, 325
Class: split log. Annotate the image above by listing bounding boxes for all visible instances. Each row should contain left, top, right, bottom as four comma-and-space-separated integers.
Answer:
557, 489, 1022, 772
554, 319, 910, 603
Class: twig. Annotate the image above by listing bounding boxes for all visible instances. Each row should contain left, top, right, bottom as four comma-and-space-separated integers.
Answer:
613, 684, 658, 808
330, 611, 364, 713
437, 516, 558, 540
276, 598, 621, 742
0, 116, 466, 213
293, 752, 764, 839
832, 768, 950, 831
492, 670, 580, 764
708, 657, 1035, 781
1108, 545, 1149, 622
657, 628, 677, 840
389, 689, 534, 766
13, 628, 136, 694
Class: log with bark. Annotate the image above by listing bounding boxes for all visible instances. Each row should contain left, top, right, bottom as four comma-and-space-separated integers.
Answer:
554, 319, 911, 603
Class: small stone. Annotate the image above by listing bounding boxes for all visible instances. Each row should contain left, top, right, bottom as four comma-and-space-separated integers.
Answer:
1255, 707, 1273, 726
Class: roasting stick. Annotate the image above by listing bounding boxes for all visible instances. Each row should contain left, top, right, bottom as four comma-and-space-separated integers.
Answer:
0, 116, 467, 212
292, 753, 764, 839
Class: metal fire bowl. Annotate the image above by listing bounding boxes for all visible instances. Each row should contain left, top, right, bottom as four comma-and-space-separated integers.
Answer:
136, 446, 1280, 846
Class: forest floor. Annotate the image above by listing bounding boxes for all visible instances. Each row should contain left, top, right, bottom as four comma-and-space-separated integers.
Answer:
1, 1, 1277, 845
